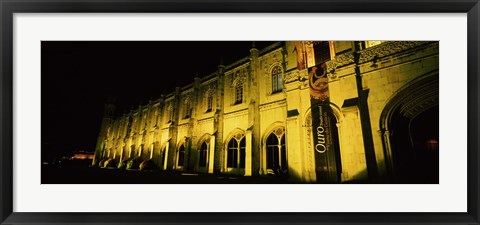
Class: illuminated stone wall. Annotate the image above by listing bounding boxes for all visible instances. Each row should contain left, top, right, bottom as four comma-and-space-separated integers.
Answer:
94, 41, 439, 183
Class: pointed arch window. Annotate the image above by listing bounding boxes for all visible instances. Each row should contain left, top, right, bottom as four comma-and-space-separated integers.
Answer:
177, 144, 185, 167
206, 92, 213, 112
227, 135, 246, 168
184, 99, 192, 119
272, 65, 283, 93
199, 141, 208, 167
166, 103, 174, 123
265, 128, 287, 174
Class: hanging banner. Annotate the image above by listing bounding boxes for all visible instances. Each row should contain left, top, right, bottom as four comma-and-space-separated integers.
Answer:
305, 42, 316, 68
308, 62, 340, 183
294, 41, 306, 70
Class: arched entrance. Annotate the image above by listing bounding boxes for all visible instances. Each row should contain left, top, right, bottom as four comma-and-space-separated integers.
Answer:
380, 71, 439, 183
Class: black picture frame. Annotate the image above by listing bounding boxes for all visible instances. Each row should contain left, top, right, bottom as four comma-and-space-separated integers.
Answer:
1, 0, 479, 224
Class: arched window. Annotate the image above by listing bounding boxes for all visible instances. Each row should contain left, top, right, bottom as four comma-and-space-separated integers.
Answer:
227, 135, 246, 168
272, 66, 283, 93
166, 103, 174, 123
227, 139, 238, 168
265, 128, 286, 174
199, 142, 208, 167
206, 93, 213, 112
184, 99, 192, 119
177, 144, 185, 167
266, 133, 278, 170
235, 84, 243, 105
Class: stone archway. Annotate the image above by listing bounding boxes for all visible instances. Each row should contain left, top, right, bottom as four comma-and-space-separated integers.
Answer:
380, 71, 439, 183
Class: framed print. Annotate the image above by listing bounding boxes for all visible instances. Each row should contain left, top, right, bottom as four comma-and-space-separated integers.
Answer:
1, 0, 479, 224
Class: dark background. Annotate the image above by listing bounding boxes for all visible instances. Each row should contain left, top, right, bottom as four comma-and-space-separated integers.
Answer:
41, 41, 276, 162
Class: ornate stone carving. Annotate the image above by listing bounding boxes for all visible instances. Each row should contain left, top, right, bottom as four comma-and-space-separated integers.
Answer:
358, 41, 433, 64
263, 59, 282, 76
326, 53, 353, 78
205, 81, 217, 96
325, 41, 434, 72
284, 71, 299, 83
285, 69, 309, 84
232, 70, 247, 87
274, 127, 285, 137
234, 133, 245, 141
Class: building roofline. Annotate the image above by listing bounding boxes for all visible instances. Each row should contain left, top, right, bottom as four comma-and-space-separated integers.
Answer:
117, 41, 284, 115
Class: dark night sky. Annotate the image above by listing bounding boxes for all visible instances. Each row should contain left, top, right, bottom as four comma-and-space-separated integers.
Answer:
41, 41, 276, 161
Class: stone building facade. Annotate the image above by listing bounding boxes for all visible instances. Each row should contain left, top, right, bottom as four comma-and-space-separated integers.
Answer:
93, 41, 439, 183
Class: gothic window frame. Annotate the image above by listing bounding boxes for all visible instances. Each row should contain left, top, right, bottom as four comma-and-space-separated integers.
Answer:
206, 92, 214, 113
234, 83, 243, 105
264, 127, 287, 175
232, 71, 246, 105
226, 132, 246, 169
203, 87, 215, 113
271, 65, 283, 94
183, 97, 192, 119
165, 102, 174, 124
177, 142, 186, 167
199, 141, 209, 167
